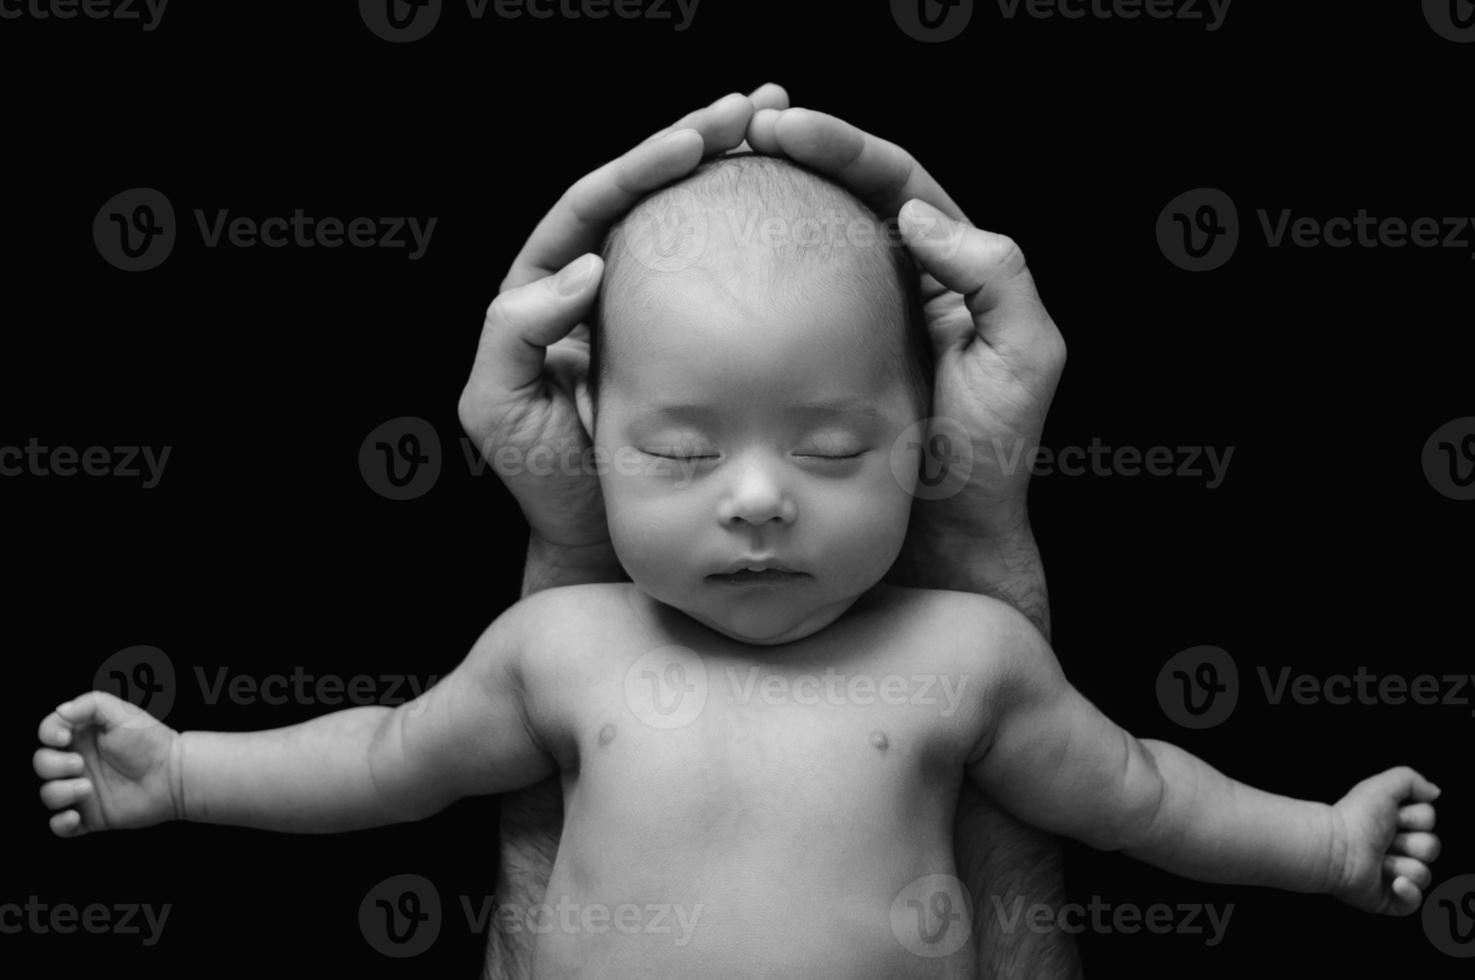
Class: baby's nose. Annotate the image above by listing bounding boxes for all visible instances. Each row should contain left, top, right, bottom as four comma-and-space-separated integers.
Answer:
717, 456, 796, 527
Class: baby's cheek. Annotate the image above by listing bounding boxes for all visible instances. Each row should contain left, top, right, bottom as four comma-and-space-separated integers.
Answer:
606, 491, 694, 586
811, 474, 911, 579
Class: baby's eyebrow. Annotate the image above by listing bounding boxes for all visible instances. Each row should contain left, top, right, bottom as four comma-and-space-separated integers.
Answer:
635, 399, 886, 425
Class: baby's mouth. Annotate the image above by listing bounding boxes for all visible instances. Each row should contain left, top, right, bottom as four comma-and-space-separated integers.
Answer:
707, 569, 808, 586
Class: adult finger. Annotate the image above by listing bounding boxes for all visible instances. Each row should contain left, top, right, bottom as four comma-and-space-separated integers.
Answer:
649, 82, 789, 149
461, 253, 604, 433
506, 88, 775, 290
762, 108, 968, 222
898, 199, 1065, 380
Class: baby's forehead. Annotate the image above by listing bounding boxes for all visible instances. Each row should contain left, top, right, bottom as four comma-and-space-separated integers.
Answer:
605, 169, 902, 322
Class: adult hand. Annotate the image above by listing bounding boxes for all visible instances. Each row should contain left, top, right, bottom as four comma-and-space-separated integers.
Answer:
458, 84, 790, 554
747, 109, 1067, 551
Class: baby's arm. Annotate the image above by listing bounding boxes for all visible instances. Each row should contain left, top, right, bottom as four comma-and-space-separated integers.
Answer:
35, 594, 559, 836
964, 596, 1441, 915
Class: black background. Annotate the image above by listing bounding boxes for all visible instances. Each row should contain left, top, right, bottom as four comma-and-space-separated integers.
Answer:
2, 1, 1471, 976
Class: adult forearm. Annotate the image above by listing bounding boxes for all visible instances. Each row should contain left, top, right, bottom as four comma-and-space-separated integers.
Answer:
955, 784, 1082, 979
486, 536, 620, 980
901, 514, 1051, 642
1125, 739, 1339, 893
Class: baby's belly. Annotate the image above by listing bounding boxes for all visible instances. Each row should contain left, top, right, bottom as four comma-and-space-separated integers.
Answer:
530, 824, 977, 979
536, 856, 973, 980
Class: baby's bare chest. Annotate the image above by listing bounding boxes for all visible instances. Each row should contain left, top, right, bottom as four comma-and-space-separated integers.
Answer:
549, 604, 989, 845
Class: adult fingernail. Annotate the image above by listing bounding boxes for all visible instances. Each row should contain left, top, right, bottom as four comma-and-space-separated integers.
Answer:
556, 254, 598, 295
904, 200, 953, 241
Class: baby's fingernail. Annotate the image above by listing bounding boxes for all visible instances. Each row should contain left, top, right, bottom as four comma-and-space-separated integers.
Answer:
58, 729, 70, 744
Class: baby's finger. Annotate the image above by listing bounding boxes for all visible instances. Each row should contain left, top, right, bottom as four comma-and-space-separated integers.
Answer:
37, 708, 75, 747
1384, 856, 1433, 891
1398, 803, 1437, 832
39, 777, 93, 811
33, 748, 85, 780
1388, 876, 1424, 916
55, 690, 150, 733
1392, 831, 1441, 863
49, 809, 90, 839
767, 108, 968, 223
461, 253, 605, 435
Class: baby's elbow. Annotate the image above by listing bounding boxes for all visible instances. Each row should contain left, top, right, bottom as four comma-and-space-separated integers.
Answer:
1100, 736, 1169, 853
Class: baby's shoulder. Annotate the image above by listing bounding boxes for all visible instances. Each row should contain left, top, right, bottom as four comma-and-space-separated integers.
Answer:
863, 584, 1044, 668
867, 583, 1032, 634
504, 581, 646, 653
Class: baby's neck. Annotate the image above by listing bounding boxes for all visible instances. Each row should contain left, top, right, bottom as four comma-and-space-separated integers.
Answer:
636, 581, 897, 655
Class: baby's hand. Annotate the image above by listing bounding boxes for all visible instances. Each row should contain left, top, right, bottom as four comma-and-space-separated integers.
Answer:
33, 691, 181, 837
1331, 767, 1442, 915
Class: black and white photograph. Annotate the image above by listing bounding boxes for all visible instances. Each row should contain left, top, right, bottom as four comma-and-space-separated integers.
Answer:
4, 3, 1471, 977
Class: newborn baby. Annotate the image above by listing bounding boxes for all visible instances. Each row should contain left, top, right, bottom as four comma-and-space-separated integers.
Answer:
35, 156, 1442, 979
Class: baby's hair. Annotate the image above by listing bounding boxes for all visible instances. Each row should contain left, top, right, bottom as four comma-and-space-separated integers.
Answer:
589, 153, 933, 419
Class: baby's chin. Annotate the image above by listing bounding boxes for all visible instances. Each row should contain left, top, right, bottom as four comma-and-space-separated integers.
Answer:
678, 591, 860, 648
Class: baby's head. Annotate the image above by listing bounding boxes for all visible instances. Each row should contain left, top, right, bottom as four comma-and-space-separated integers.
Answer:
575, 153, 933, 645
